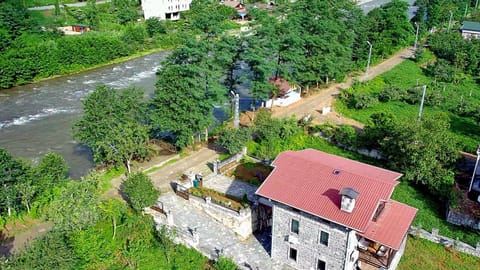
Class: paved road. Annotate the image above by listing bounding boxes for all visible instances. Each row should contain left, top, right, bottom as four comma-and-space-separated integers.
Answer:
27, 0, 111, 11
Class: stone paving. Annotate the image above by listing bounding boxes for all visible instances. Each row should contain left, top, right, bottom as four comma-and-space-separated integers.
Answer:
156, 192, 284, 270
203, 174, 259, 202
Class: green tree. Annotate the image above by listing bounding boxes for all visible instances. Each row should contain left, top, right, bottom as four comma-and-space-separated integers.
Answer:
150, 37, 228, 148
99, 198, 127, 239
73, 85, 150, 173
32, 152, 68, 198
122, 172, 159, 212
0, 148, 31, 216
366, 0, 414, 57
218, 128, 251, 154
380, 113, 458, 197
47, 173, 101, 231
10, 230, 78, 269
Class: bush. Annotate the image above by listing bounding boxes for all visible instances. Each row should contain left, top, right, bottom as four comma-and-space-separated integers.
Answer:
378, 85, 406, 102
218, 127, 251, 155
352, 93, 379, 109
146, 17, 168, 37
122, 172, 159, 212
334, 125, 357, 148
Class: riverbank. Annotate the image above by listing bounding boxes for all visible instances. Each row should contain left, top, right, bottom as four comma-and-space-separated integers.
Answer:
19, 46, 173, 89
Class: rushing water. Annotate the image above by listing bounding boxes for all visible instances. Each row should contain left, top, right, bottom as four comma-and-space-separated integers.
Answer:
0, 52, 168, 178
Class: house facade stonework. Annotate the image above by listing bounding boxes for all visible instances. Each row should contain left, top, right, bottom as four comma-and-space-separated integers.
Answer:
256, 149, 417, 270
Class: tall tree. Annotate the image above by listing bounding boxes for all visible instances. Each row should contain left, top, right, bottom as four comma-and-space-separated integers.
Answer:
47, 172, 101, 231
0, 148, 31, 216
379, 113, 458, 197
150, 37, 228, 147
73, 85, 150, 173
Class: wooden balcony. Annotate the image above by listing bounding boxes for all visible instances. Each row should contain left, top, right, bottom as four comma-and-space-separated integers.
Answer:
357, 237, 395, 269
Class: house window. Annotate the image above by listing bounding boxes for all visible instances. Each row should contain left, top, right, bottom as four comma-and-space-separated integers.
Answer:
289, 247, 297, 261
320, 231, 329, 246
317, 259, 326, 270
291, 219, 299, 234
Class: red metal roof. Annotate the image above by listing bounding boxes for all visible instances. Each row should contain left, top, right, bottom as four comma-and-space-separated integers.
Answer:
268, 77, 294, 96
360, 200, 417, 250
256, 149, 403, 232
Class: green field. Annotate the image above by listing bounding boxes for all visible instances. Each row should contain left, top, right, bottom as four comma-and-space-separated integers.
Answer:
336, 51, 480, 153
399, 236, 480, 270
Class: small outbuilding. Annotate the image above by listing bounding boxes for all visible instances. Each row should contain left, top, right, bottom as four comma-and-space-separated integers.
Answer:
460, 21, 480, 39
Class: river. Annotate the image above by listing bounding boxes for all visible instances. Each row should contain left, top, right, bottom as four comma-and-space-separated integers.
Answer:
0, 52, 168, 179
0, 51, 255, 179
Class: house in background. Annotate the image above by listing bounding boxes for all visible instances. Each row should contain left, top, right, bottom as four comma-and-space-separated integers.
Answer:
256, 149, 417, 270
141, 0, 192, 20
221, 0, 248, 20
265, 77, 301, 107
460, 21, 480, 39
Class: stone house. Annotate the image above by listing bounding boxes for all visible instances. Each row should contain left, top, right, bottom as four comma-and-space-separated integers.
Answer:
141, 0, 192, 20
460, 21, 480, 39
256, 149, 417, 270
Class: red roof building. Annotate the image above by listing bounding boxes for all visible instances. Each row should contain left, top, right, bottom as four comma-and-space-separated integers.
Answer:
256, 149, 417, 270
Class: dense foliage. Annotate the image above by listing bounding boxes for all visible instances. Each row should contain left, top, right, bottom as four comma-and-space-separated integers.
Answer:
0, 149, 68, 218
73, 85, 151, 173
0, 0, 178, 89
121, 172, 159, 212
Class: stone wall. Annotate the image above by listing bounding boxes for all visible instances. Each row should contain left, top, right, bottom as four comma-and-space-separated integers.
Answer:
409, 226, 480, 258
189, 194, 252, 240
271, 202, 349, 270
446, 206, 480, 230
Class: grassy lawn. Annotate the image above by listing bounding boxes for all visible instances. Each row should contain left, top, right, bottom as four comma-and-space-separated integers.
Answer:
336, 51, 480, 153
399, 236, 480, 270
392, 182, 480, 247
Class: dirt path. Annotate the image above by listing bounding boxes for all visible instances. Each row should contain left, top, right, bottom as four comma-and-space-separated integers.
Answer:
272, 47, 415, 128
148, 147, 220, 192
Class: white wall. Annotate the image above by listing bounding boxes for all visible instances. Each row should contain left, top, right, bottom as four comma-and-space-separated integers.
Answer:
141, 0, 192, 20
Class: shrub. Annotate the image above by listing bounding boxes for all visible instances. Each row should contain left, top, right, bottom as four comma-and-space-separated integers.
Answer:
352, 93, 379, 109
378, 85, 406, 102
122, 172, 159, 212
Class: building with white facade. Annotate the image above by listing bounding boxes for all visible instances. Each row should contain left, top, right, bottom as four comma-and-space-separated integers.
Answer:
141, 0, 192, 20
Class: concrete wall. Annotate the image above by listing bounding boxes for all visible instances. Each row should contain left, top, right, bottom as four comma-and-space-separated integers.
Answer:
446, 206, 480, 230
271, 202, 349, 270
189, 194, 252, 240
141, 0, 191, 20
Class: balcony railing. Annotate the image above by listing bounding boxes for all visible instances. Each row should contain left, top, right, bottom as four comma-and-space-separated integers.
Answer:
357, 237, 395, 269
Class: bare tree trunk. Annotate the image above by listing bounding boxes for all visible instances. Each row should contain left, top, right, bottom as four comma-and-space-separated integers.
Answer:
126, 159, 131, 174
8, 207, 11, 216
205, 128, 208, 142
26, 203, 30, 213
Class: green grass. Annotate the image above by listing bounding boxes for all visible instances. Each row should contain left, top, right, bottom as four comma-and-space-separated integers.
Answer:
98, 167, 125, 193
399, 236, 480, 270
392, 182, 480, 246
336, 53, 480, 153
143, 158, 179, 174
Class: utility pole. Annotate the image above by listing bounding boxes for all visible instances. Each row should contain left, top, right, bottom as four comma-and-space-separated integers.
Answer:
365, 41, 372, 77
448, 11, 453, 31
414, 22, 419, 51
231, 91, 240, 129
418, 85, 427, 121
